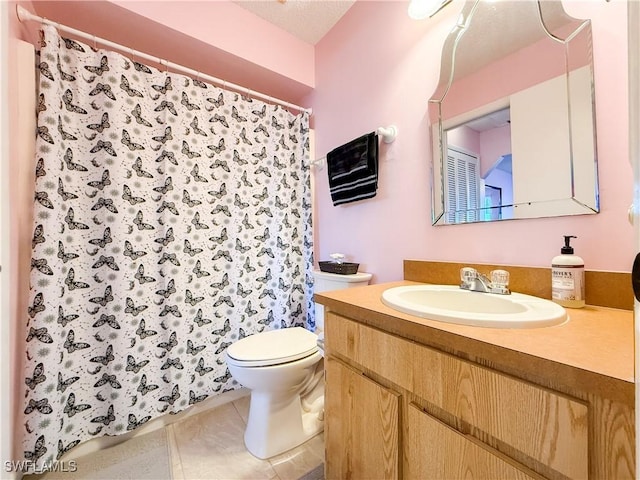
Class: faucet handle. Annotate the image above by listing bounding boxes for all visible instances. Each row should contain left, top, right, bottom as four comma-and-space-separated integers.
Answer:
460, 267, 477, 285
490, 269, 510, 288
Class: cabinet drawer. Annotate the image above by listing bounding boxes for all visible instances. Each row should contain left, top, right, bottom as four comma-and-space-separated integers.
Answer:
406, 403, 542, 480
326, 313, 588, 479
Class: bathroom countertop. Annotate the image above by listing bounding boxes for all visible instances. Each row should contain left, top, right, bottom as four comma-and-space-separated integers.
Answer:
314, 280, 634, 405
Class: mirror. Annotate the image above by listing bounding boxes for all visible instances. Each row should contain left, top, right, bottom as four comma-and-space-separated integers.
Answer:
429, 0, 598, 225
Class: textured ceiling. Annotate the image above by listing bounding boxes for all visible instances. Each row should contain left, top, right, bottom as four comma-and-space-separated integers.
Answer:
233, 0, 356, 45
453, 1, 583, 79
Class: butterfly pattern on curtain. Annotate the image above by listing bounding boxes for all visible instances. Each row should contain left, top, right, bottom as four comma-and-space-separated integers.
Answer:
23, 25, 313, 468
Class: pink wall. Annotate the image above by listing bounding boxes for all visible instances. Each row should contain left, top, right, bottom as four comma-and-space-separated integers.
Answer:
479, 125, 511, 177
110, 1, 314, 89
447, 125, 480, 157
447, 123, 511, 181
310, 0, 631, 283
7, 0, 38, 462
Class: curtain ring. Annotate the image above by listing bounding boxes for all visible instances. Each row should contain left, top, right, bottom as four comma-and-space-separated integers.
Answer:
92, 35, 97, 50
130, 47, 136, 63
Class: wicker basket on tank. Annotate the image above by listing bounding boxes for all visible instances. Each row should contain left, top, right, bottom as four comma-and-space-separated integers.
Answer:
318, 261, 359, 275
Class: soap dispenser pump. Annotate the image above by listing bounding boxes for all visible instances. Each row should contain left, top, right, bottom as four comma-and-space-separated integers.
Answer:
551, 235, 585, 308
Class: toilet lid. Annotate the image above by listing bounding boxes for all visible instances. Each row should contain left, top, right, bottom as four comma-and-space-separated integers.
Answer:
226, 327, 319, 367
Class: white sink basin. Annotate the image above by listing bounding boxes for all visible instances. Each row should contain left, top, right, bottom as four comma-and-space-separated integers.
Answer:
381, 284, 567, 328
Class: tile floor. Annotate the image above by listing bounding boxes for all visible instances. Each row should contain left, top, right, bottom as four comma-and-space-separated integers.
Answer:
35, 394, 325, 480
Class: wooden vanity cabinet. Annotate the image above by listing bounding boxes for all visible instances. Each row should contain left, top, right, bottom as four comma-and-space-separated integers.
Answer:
324, 312, 633, 480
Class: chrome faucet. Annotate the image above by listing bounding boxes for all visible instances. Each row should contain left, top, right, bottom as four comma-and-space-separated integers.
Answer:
460, 267, 510, 295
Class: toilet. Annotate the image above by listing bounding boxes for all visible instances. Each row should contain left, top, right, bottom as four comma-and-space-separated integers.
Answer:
312, 270, 373, 349
225, 269, 372, 459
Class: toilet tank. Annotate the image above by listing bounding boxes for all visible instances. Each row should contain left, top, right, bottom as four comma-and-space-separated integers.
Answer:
313, 270, 372, 333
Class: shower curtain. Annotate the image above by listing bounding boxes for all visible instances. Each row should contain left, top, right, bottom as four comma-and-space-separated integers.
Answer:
22, 25, 313, 468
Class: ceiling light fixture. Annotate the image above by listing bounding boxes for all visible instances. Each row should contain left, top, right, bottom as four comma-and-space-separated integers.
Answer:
408, 0, 452, 19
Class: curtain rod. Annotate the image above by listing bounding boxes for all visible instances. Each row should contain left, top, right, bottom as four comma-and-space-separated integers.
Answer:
15, 5, 312, 115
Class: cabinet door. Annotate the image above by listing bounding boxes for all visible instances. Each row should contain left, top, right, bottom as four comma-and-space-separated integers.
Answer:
325, 357, 400, 480
406, 403, 542, 480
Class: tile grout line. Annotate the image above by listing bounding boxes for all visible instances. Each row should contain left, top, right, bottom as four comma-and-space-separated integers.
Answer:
231, 398, 283, 480
165, 423, 186, 480
231, 397, 249, 426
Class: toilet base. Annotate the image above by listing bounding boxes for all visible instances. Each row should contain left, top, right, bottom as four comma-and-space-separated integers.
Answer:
244, 389, 324, 459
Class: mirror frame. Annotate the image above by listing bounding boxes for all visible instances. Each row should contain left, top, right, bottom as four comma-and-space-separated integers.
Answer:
429, 0, 599, 226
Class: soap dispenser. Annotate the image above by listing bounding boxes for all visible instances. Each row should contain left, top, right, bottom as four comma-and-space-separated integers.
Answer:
551, 235, 585, 308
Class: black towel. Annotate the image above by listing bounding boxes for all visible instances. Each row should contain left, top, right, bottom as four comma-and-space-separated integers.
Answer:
326, 132, 378, 206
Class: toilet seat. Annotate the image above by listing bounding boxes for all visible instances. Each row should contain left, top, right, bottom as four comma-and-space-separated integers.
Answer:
226, 327, 318, 367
